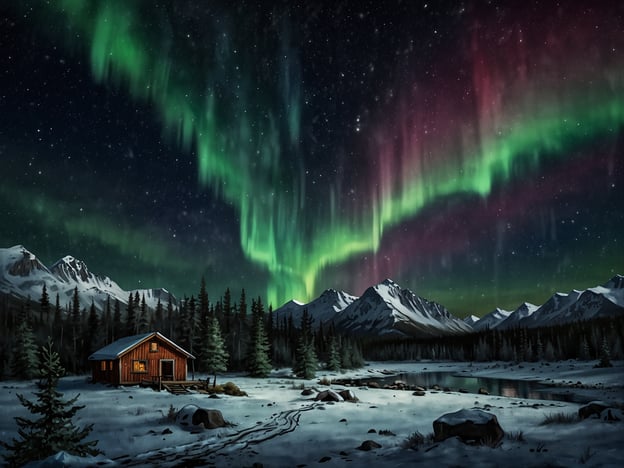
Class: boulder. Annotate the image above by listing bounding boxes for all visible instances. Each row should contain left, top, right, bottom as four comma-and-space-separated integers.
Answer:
433, 408, 504, 446
478, 388, 489, 395
339, 389, 358, 402
367, 381, 381, 388
357, 440, 382, 451
578, 401, 610, 420
301, 388, 315, 396
316, 390, 344, 402
176, 405, 226, 430
412, 390, 426, 396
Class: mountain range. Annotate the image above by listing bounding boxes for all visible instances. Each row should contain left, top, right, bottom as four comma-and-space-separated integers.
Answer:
273, 275, 624, 338
0, 245, 175, 311
1, 245, 622, 338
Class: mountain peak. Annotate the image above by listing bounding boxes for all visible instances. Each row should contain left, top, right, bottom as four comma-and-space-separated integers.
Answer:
51, 255, 92, 283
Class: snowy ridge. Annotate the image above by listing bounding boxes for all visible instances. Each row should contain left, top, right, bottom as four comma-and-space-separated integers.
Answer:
273, 288, 357, 327
472, 308, 513, 331
274, 278, 471, 338
473, 275, 624, 330
0, 245, 176, 312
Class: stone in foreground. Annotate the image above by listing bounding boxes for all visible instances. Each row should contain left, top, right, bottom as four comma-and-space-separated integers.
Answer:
433, 408, 504, 446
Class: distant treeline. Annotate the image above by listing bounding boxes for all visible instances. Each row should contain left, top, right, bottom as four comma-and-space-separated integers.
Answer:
2, 283, 622, 381
0, 279, 363, 380
361, 315, 624, 364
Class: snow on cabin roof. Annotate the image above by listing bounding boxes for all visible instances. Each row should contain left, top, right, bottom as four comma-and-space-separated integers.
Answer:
88, 332, 195, 360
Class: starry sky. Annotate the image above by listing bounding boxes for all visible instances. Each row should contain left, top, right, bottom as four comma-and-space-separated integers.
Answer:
1, 1, 623, 317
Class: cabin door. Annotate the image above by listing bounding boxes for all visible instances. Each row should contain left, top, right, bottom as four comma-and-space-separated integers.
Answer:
160, 359, 174, 381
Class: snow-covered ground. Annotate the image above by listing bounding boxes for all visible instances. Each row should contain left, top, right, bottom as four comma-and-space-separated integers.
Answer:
1, 360, 622, 467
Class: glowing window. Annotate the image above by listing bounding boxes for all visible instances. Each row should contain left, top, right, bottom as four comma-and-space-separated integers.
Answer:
132, 360, 148, 373
149, 342, 158, 352
100, 361, 106, 371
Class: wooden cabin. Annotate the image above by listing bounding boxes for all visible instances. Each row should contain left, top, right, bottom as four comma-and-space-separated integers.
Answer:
88, 332, 195, 385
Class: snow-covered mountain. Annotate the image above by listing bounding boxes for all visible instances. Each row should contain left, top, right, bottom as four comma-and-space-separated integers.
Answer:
274, 288, 357, 327
0, 245, 175, 311
470, 275, 624, 331
471, 308, 513, 331
274, 278, 471, 338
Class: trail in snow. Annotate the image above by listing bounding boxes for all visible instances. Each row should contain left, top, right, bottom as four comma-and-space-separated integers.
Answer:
114, 403, 320, 466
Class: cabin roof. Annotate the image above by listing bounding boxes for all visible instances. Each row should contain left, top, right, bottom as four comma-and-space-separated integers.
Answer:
88, 332, 195, 360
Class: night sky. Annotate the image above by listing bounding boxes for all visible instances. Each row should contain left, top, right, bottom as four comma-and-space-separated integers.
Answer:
1, 1, 622, 317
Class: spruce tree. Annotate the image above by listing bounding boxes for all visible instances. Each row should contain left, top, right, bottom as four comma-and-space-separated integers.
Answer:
246, 298, 271, 377
39, 284, 50, 327
112, 299, 122, 342
326, 336, 341, 372
1, 338, 101, 466
292, 309, 318, 379
11, 306, 38, 380
597, 336, 613, 368
125, 293, 135, 336
201, 316, 229, 387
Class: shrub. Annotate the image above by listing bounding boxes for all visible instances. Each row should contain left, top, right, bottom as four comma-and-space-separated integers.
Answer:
539, 412, 577, 425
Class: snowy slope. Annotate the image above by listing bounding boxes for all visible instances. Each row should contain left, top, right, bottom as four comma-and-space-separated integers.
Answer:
334, 279, 472, 337
497, 302, 540, 329
472, 308, 513, 331
0, 245, 175, 311
274, 279, 471, 338
463, 315, 480, 327
273, 288, 356, 327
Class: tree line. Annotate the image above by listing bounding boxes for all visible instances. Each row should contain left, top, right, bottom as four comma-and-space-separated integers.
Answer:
0, 279, 363, 381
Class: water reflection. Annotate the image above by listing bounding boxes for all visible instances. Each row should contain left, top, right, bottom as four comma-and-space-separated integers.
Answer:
360, 372, 581, 402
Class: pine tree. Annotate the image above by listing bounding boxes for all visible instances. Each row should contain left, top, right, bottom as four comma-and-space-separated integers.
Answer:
39, 284, 50, 327
112, 299, 122, 342
326, 336, 341, 372
200, 316, 229, 387
246, 298, 271, 377
1, 338, 101, 466
597, 336, 613, 368
11, 306, 38, 380
125, 293, 135, 337
292, 309, 318, 379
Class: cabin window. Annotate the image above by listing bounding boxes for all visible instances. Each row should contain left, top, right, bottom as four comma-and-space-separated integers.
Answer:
109, 360, 113, 371
132, 360, 148, 373
100, 361, 106, 371
149, 342, 158, 352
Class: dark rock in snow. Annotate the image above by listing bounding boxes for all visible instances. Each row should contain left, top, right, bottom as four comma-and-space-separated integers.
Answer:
579, 401, 610, 420
301, 388, 315, 396
412, 390, 426, 396
339, 389, 358, 402
433, 408, 504, 446
316, 390, 344, 402
357, 440, 382, 451
478, 388, 489, 395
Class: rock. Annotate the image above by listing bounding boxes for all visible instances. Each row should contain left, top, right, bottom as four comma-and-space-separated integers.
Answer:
431, 384, 441, 391
443, 387, 452, 392
578, 401, 610, 420
319, 456, 331, 463
176, 405, 226, 430
412, 391, 426, 396
357, 440, 382, 451
161, 428, 173, 435
192, 408, 226, 429
340, 418, 348, 423
316, 390, 344, 402
339, 389, 358, 402
433, 408, 504, 446
458, 388, 469, 393
414, 386, 426, 392
367, 381, 380, 388
601, 408, 622, 422
368, 428, 377, 433
301, 388, 315, 396
478, 388, 489, 395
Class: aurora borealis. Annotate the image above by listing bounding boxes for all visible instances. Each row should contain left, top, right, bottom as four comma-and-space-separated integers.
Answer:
1, 1, 622, 316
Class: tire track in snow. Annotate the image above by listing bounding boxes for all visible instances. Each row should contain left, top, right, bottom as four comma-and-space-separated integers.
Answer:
115, 403, 320, 466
